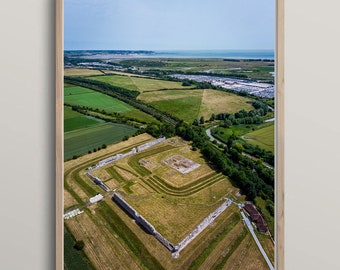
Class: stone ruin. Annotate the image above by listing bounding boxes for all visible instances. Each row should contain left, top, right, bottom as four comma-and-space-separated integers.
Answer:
163, 154, 201, 174
112, 192, 232, 258
87, 137, 166, 172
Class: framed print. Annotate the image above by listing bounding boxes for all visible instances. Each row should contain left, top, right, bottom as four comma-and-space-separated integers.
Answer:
56, 0, 284, 269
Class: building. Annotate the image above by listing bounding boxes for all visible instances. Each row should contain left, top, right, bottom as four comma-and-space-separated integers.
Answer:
89, 193, 104, 204
243, 203, 269, 233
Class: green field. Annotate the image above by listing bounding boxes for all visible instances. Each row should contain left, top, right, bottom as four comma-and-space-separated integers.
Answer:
65, 86, 94, 95
116, 58, 275, 81
90, 75, 138, 90
64, 123, 137, 160
213, 122, 273, 139
64, 227, 94, 270
64, 87, 133, 113
150, 95, 202, 123
212, 125, 257, 140
91, 75, 195, 92
242, 124, 274, 152
64, 106, 103, 132
138, 89, 253, 123
64, 85, 158, 123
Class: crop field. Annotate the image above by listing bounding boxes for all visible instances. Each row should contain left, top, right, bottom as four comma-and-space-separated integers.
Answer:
64, 106, 103, 132
64, 85, 94, 95
64, 226, 94, 270
199, 89, 253, 118
91, 74, 195, 92
65, 68, 105, 76
64, 86, 134, 113
242, 124, 274, 153
64, 123, 137, 160
138, 89, 253, 123
64, 85, 158, 123
64, 134, 273, 269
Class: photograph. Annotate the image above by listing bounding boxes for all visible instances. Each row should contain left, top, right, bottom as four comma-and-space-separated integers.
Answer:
61, 1, 280, 269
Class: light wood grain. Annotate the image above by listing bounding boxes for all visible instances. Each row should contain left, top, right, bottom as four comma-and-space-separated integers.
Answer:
276, 0, 285, 269
56, 0, 63, 269
55, 1, 285, 269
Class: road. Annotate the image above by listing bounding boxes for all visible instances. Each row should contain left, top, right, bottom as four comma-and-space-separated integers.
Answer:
240, 211, 275, 270
265, 117, 275, 123
205, 126, 220, 143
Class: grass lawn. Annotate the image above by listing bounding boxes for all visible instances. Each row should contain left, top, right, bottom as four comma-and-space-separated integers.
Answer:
91, 75, 195, 92
64, 123, 137, 160
242, 124, 274, 153
64, 106, 103, 132
138, 89, 253, 123
64, 227, 94, 270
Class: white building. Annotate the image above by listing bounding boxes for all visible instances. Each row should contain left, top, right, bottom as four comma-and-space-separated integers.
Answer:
89, 193, 104, 204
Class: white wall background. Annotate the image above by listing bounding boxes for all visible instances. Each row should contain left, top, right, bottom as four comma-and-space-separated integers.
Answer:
285, 1, 340, 269
0, 0, 339, 269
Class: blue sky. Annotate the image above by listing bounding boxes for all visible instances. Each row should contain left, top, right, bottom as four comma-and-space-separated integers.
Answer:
65, 0, 274, 50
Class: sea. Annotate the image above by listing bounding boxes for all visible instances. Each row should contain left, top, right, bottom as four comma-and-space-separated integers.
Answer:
149, 50, 274, 59
73, 49, 274, 60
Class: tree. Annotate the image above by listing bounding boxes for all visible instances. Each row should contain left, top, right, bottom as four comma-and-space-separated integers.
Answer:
182, 79, 191, 86
199, 116, 205, 124
210, 113, 216, 121
233, 142, 244, 153
74, 240, 85, 251
192, 119, 199, 126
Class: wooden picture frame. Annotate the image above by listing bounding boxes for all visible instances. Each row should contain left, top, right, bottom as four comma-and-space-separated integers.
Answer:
56, 1, 284, 269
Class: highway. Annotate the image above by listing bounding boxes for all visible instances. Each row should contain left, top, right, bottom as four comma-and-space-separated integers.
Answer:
240, 211, 275, 270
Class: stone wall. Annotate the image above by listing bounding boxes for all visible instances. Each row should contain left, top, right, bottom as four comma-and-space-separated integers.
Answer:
86, 172, 110, 192
136, 137, 166, 152
112, 192, 175, 251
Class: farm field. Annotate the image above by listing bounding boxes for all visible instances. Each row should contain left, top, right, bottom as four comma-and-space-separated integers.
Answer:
64, 106, 103, 132
64, 226, 94, 270
242, 124, 274, 153
64, 135, 273, 269
138, 89, 253, 123
64, 86, 134, 113
64, 85, 158, 123
65, 68, 105, 76
64, 123, 137, 160
91, 74, 195, 92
